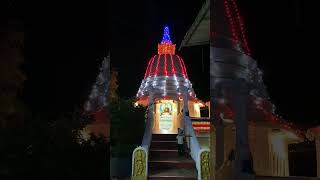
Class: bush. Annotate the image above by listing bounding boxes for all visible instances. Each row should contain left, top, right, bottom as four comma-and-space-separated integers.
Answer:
110, 98, 146, 157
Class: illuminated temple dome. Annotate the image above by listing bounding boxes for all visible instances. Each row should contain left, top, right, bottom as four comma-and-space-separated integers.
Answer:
136, 26, 197, 103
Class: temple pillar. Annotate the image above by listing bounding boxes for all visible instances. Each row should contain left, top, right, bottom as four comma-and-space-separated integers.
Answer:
211, 88, 225, 170
232, 78, 255, 180
210, 88, 218, 180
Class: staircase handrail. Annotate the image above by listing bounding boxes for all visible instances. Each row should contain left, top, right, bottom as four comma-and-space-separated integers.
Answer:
131, 113, 153, 180
184, 115, 201, 161
184, 115, 211, 180
141, 114, 153, 149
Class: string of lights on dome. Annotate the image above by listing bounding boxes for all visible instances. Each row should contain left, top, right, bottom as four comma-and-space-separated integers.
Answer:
144, 56, 153, 78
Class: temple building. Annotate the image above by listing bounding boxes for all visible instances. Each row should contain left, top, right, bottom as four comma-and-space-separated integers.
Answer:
135, 26, 210, 135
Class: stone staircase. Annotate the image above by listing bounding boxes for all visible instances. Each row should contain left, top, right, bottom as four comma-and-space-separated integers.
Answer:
148, 134, 198, 180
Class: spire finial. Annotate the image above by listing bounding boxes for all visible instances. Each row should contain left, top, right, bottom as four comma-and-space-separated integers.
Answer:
161, 26, 172, 44
158, 25, 176, 54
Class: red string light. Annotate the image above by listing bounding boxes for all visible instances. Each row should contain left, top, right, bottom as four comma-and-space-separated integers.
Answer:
177, 55, 186, 78
178, 55, 189, 79
224, 0, 239, 45
229, 0, 251, 55
144, 57, 153, 78
217, 95, 307, 138
147, 55, 156, 77
255, 96, 306, 138
170, 54, 176, 76
154, 55, 161, 76
164, 54, 168, 77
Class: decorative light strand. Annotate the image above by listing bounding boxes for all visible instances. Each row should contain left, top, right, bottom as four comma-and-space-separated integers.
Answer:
144, 57, 153, 78
177, 55, 186, 78
251, 96, 306, 138
170, 54, 176, 76
148, 55, 156, 77
164, 54, 168, 77
154, 54, 161, 76
177, 55, 188, 79
229, 0, 251, 55
215, 95, 307, 139
224, 0, 239, 45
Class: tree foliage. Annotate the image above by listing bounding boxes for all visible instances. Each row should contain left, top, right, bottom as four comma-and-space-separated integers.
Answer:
27, 108, 109, 180
110, 98, 146, 157
108, 69, 146, 157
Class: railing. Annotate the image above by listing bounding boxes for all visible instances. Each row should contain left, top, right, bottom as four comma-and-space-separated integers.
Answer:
185, 116, 201, 161
131, 113, 153, 180
141, 112, 153, 149
184, 115, 211, 180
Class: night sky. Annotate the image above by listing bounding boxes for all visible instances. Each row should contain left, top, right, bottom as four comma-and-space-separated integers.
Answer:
2, 0, 318, 124
21, 2, 111, 113
238, 0, 319, 125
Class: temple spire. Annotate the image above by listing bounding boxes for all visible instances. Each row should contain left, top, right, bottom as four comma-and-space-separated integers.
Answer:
158, 26, 176, 54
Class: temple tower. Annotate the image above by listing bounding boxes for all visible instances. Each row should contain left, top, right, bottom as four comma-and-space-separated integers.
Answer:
136, 26, 204, 134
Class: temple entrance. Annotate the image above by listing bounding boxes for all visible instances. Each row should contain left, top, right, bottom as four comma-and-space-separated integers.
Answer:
152, 99, 182, 134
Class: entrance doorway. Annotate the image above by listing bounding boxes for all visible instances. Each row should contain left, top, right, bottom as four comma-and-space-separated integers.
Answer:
288, 141, 317, 177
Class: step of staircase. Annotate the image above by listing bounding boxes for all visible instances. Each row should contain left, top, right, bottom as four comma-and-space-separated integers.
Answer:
149, 149, 180, 158
149, 156, 196, 169
148, 168, 197, 180
152, 134, 177, 141
150, 140, 177, 150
